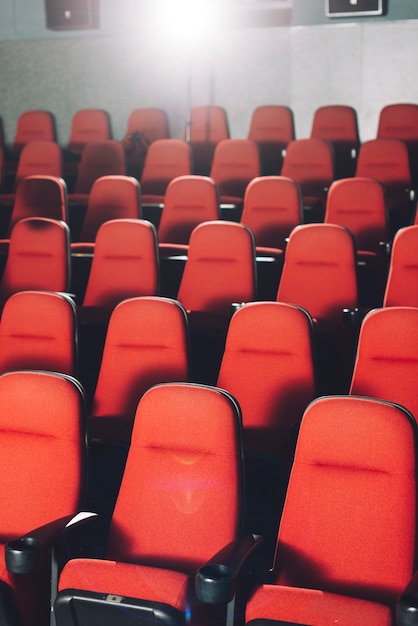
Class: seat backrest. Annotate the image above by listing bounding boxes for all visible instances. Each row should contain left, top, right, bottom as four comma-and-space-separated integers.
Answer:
126, 108, 170, 143
273, 395, 416, 605
355, 138, 411, 187
67, 109, 111, 153
310, 105, 360, 143
106, 382, 243, 572
324, 177, 389, 253
188, 105, 229, 143
217, 301, 315, 460
0, 370, 85, 539
383, 225, 418, 307
281, 138, 335, 187
158, 175, 220, 245
12, 110, 57, 152
0, 291, 76, 376
82, 219, 158, 309
210, 139, 261, 198
349, 306, 418, 424
14, 140, 62, 190
277, 223, 358, 324
177, 221, 256, 317
377, 103, 418, 141
8, 175, 67, 236
78, 175, 141, 243
89, 297, 190, 442
0, 217, 70, 306
248, 105, 295, 144
140, 139, 192, 196
241, 176, 302, 249
73, 140, 126, 195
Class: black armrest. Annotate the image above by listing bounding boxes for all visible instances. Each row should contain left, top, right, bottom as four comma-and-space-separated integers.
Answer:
196, 534, 263, 605
5, 511, 97, 575
397, 570, 418, 625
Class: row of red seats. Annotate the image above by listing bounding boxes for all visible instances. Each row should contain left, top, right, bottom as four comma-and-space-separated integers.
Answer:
0, 298, 417, 625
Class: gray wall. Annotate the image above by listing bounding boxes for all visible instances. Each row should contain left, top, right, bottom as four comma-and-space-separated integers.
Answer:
0, 1, 417, 145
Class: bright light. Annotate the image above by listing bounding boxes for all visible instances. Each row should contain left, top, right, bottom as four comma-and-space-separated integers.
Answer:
156, 0, 220, 46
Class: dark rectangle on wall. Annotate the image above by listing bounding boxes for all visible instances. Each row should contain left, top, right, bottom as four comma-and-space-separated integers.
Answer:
326, 0, 383, 17
45, 0, 99, 30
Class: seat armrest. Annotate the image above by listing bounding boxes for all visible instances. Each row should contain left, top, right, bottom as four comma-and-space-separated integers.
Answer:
196, 534, 263, 605
397, 571, 418, 625
5, 512, 97, 574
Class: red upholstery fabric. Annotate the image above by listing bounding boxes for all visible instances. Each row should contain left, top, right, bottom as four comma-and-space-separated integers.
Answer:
89, 296, 189, 442
70, 140, 125, 199
7, 175, 67, 236
276, 223, 357, 326
280, 138, 335, 216
72, 175, 140, 247
311, 105, 360, 143
126, 108, 170, 143
350, 306, 418, 423
209, 139, 260, 203
12, 140, 62, 191
12, 110, 56, 152
188, 106, 229, 144
0, 290, 76, 376
383, 225, 418, 307
248, 105, 295, 145
0, 370, 85, 626
356, 138, 411, 188
81, 219, 158, 311
140, 139, 192, 203
67, 109, 111, 154
246, 395, 416, 625
177, 221, 256, 318
248, 106, 295, 175
217, 301, 315, 459
59, 383, 242, 618
377, 103, 418, 141
0, 217, 70, 308
241, 176, 302, 251
325, 177, 389, 254
158, 175, 220, 248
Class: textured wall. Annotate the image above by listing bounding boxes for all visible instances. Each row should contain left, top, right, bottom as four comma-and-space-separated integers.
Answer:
0, 6, 417, 145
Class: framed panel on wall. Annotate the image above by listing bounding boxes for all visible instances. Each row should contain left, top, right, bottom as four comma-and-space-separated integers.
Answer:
326, 0, 383, 18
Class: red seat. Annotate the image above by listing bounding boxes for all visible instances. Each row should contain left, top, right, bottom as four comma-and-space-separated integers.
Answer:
80, 218, 159, 317
4, 175, 67, 238
241, 175, 302, 254
0, 370, 86, 626
157, 175, 220, 257
210, 139, 261, 220
324, 177, 390, 307
0, 217, 70, 309
281, 138, 335, 222
187, 105, 230, 176
349, 306, 418, 424
0, 291, 77, 376
377, 103, 418, 187
140, 139, 192, 226
71, 175, 141, 249
248, 105, 295, 175
245, 395, 417, 626
277, 223, 358, 393
55, 382, 244, 626
126, 107, 170, 144
88, 296, 190, 443
355, 138, 414, 233
310, 105, 360, 178
10, 110, 57, 153
66, 109, 112, 156
383, 225, 418, 307
218, 301, 315, 461
68, 140, 126, 208
177, 220, 256, 320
